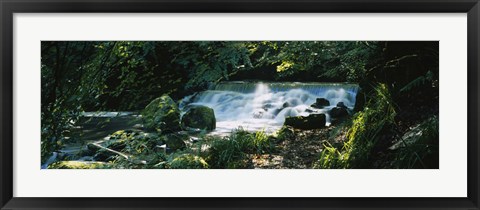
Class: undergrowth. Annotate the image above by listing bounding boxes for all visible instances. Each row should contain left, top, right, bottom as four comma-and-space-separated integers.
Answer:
315, 83, 397, 169
204, 128, 272, 169
390, 115, 439, 168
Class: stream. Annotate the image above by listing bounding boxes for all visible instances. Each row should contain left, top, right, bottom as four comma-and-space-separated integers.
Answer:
180, 82, 359, 135
43, 82, 359, 168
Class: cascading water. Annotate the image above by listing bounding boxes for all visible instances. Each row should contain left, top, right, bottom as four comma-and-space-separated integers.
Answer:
180, 82, 359, 135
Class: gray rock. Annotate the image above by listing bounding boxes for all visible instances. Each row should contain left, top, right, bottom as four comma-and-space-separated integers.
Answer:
329, 107, 349, 118
336, 102, 347, 109
284, 114, 326, 129
311, 98, 330, 108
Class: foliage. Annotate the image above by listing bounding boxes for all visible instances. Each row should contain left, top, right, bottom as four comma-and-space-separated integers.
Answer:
390, 116, 439, 168
169, 154, 209, 169
250, 41, 383, 82
276, 126, 295, 142
205, 128, 271, 169
167, 41, 254, 90
400, 70, 435, 93
41, 42, 105, 162
316, 84, 397, 168
114, 130, 159, 155
41, 41, 439, 168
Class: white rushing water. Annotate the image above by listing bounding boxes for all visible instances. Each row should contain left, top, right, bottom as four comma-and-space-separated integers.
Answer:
180, 82, 359, 135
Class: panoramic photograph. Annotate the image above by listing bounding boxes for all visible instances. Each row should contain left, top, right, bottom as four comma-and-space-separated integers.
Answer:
41, 41, 439, 169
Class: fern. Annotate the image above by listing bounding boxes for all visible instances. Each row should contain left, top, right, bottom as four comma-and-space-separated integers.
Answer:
400, 71, 433, 93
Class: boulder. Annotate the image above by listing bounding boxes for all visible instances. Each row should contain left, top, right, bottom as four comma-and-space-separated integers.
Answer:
336, 102, 347, 109
142, 95, 181, 133
329, 107, 349, 118
284, 114, 326, 129
311, 98, 330, 108
181, 105, 216, 131
47, 161, 108, 169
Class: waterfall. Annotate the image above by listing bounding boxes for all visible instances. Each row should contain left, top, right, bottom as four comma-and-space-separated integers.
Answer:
180, 82, 359, 134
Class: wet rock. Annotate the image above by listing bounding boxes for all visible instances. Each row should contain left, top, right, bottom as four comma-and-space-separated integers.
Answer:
181, 105, 216, 131
284, 114, 326, 129
311, 98, 330, 108
262, 103, 274, 110
336, 102, 347, 109
329, 107, 349, 119
142, 95, 181, 133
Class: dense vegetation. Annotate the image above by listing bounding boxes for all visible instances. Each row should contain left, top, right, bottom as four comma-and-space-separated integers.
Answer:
41, 41, 439, 169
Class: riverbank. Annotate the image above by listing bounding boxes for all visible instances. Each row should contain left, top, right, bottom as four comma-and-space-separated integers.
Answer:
45, 81, 438, 169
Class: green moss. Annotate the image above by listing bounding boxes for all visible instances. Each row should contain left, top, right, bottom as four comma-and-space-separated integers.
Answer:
181, 106, 216, 131
107, 130, 156, 153
169, 154, 209, 169
316, 83, 397, 169
142, 95, 181, 133
47, 161, 109, 169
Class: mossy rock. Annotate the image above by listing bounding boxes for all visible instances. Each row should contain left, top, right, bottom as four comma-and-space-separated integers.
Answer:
142, 95, 181, 133
169, 154, 209, 169
284, 114, 326, 130
47, 161, 109, 169
181, 106, 216, 131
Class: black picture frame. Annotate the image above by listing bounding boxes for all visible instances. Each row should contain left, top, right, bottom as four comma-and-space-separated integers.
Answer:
1, 0, 479, 209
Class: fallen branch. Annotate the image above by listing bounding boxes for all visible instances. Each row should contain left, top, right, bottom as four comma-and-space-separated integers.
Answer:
90, 142, 130, 160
